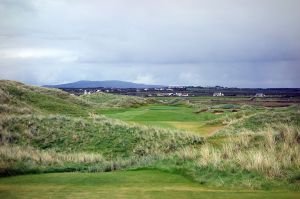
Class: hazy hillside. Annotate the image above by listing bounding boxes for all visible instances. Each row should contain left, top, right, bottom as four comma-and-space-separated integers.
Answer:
44, 80, 163, 88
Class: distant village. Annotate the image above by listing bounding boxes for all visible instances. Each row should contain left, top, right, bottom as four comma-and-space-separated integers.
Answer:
62, 86, 300, 98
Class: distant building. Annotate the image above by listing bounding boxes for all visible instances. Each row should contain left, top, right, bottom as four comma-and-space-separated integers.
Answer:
175, 93, 189, 97
84, 90, 91, 95
255, 93, 265, 97
213, 92, 224, 97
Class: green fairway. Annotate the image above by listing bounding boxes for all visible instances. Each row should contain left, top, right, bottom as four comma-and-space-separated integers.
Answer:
0, 170, 298, 199
100, 104, 223, 136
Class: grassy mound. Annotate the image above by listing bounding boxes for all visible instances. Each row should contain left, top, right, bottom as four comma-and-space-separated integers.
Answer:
80, 92, 155, 108
0, 80, 203, 176
0, 114, 202, 157
0, 80, 93, 116
214, 106, 300, 136
0, 113, 203, 176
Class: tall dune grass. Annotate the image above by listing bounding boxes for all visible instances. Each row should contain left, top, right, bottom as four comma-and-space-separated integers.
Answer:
0, 145, 105, 164
177, 124, 300, 179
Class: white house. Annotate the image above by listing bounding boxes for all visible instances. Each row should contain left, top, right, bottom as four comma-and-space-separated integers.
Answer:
213, 92, 224, 97
84, 90, 91, 95
255, 93, 265, 97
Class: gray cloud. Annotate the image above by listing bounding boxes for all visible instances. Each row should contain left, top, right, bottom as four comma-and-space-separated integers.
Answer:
0, 0, 299, 87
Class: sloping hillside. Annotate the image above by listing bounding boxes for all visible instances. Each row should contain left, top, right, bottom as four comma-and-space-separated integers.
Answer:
0, 114, 201, 157
0, 80, 156, 114
0, 80, 93, 116
0, 80, 203, 176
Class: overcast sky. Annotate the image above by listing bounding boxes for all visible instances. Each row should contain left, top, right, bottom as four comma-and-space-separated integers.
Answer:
0, 0, 299, 87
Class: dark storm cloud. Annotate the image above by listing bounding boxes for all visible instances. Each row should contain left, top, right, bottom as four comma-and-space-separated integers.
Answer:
0, 0, 299, 87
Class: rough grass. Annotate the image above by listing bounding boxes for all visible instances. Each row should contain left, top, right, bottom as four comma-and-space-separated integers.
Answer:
215, 106, 300, 136
172, 124, 300, 188
80, 92, 154, 108
0, 113, 203, 176
0, 145, 104, 164
0, 144, 168, 176
0, 114, 203, 157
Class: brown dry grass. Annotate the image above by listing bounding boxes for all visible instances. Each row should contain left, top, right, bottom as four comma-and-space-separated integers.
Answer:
177, 124, 300, 179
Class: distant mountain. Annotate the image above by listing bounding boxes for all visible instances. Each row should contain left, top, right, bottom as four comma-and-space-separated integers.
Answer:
43, 80, 164, 89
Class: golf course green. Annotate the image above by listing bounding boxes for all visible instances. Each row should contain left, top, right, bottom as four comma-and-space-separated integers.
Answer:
101, 104, 223, 136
